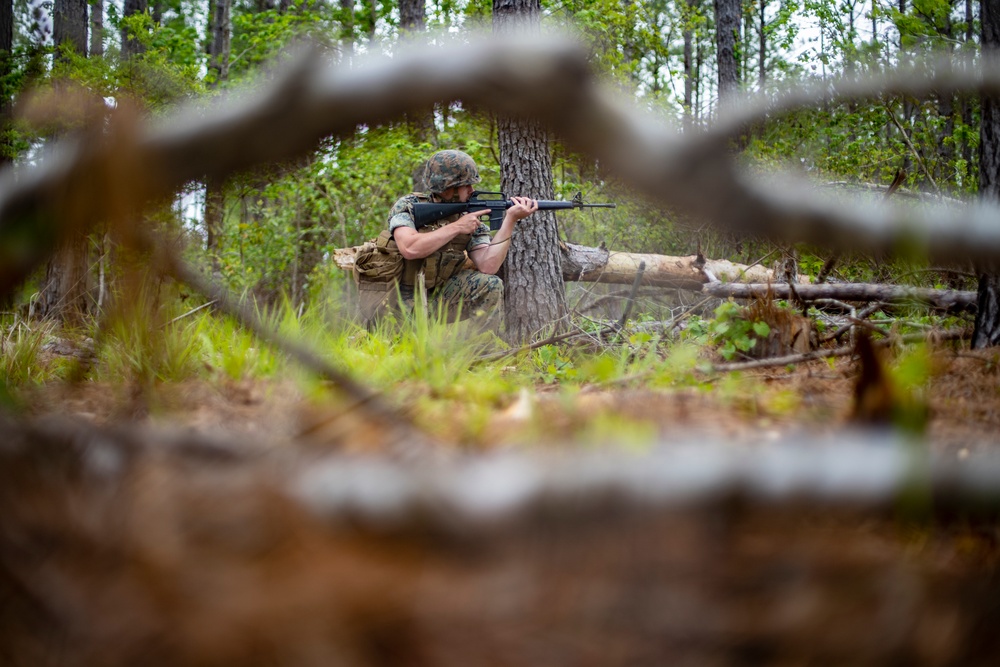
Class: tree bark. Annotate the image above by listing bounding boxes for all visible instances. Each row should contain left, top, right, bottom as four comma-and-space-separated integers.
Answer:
1, 0, 14, 166
121, 0, 147, 59
972, 0, 1000, 348
90, 0, 103, 57
682, 0, 697, 126
399, 0, 434, 146
39, 0, 92, 323
493, 0, 567, 343
208, 0, 231, 83
399, 0, 425, 33
757, 0, 765, 88
204, 0, 231, 268
53, 0, 87, 58
714, 0, 740, 105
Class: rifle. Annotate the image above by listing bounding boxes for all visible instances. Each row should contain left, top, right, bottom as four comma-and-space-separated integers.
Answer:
411, 191, 616, 231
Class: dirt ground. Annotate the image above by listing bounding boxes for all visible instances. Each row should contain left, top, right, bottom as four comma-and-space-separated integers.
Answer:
21, 345, 1000, 456
9, 344, 1000, 667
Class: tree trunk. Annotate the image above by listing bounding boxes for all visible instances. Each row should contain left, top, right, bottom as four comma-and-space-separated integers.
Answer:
1, 0, 13, 166
205, 178, 224, 275
493, 0, 567, 343
399, 0, 435, 146
39, 0, 91, 323
714, 0, 740, 105
340, 0, 355, 53
972, 0, 1000, 348
121, 0, 147, 59
37, 240, 93, 325
208, 0, 231, 83
53, 0, 87, 58
757, 0, 765, 88
204, 0, 231, 268
399, 0, 424, 32
620, 0, 640, 85
682, 0, 697, 126
90, 0, 103, 57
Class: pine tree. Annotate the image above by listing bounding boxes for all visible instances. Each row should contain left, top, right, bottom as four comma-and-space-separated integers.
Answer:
493, 0, 567, 342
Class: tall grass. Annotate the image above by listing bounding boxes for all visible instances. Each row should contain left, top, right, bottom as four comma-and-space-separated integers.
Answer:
0, 316, 60, 406
2, 280, 854, 446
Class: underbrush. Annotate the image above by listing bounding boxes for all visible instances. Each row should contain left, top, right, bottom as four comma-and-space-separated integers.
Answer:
0, 286, 971, 446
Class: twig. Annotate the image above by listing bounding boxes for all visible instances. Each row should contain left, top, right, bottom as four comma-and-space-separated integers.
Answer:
815, 251, 840, 285
162, 300, 216, 328
820, 302, 887, 342
593, 328, 969, 388
474, 319, 621, 365
616, 261, 646, 330
709, 328, 968, 373
883, 103, 941, 196
744, 247, 780, 272
894, 267, 978, 282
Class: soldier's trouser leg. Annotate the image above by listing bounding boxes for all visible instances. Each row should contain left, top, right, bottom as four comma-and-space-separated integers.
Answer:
433, 270, 504, 328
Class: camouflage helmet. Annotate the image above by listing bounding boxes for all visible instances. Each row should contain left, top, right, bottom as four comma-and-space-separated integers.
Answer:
423, 150, 481, 194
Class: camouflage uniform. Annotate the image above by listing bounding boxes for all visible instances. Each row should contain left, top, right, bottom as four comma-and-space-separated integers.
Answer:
354, 150, 504, 329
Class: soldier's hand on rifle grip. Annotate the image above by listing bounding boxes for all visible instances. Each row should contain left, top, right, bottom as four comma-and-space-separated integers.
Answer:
507, 197, 538, 223
454, 209, 491, 233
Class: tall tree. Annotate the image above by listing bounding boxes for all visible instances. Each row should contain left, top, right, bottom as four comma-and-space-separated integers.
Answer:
399, 0, 424, 32
90, 0, 104, 57
36, 0, 91, 324
714, 0, 740, 104
682, 0, 699, 126
399, 0, 435, 172
121, 0, 148, 59
972, 0, 1000, 348
493, 0, 566, 342
53, 0, 87, 56
1, 0, 13, 165
207, 0, 231, 83
204, 0, 231, 273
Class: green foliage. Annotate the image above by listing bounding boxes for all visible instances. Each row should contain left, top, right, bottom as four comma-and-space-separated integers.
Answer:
534, 344, 578, 383
229, 3, 335, 82
686, 301, 771, 361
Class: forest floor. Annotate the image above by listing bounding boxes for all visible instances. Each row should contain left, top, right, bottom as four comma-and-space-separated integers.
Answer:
12, 343, 1000, 667
21, 345, 1000, 457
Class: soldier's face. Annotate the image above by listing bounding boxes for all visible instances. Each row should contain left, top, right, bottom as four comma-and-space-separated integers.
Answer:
440, 184, 474, 202
454, 184, 474, 202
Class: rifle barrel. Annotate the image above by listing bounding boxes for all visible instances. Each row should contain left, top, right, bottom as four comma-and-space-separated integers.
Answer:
411, 197, 615, 229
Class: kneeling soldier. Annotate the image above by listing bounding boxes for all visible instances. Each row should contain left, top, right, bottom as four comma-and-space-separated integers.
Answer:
354, 149, 537, 330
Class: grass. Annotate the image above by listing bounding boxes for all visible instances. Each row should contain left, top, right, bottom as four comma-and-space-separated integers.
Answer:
0, 284, 967, 447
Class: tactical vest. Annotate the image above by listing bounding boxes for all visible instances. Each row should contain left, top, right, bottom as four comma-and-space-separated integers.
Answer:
353, 194, 473, 324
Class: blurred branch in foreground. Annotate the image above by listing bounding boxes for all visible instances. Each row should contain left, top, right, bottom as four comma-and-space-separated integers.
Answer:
2, 421, 999, 666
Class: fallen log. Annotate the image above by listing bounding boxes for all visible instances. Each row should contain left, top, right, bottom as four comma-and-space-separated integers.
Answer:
703, 281, 976, 313
558, 241, 806, 288
335, 242, 975, 312
333, 242, 806, 288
